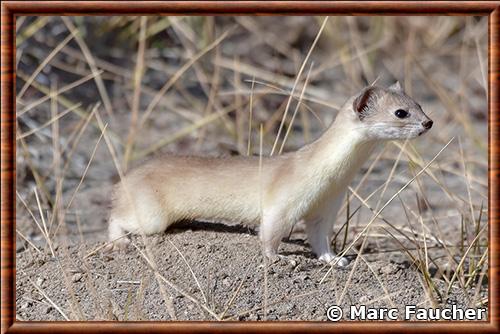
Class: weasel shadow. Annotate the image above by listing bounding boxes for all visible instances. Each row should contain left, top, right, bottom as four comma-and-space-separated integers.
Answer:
168, 220, 258, 236
167, 220, 312, 253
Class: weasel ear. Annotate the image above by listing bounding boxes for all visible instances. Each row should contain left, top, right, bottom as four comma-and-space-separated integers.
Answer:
389, 81, 403, 92
353, 87, 378, 120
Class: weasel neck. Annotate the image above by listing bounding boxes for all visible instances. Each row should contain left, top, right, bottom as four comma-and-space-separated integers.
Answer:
295, 122, 379, 202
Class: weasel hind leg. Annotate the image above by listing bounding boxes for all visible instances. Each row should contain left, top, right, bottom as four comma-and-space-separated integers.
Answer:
106, 218, 131, 251
260, 212, 289, 261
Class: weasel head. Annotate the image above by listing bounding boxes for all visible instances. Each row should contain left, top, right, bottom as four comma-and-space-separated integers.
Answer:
349, 81, 433, 141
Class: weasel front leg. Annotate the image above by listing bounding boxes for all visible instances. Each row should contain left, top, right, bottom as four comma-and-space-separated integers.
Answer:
305, 217, 348, 267
305, 193, 349, 267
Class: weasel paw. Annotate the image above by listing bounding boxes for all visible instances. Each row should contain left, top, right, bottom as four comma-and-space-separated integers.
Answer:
319, 253, 349, 267
104, 237, 130, 253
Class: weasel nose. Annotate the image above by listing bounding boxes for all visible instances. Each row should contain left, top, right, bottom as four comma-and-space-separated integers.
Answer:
422, 120, 433, 129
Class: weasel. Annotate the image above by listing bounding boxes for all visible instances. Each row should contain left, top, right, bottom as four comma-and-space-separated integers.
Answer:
108, 82, 432, 266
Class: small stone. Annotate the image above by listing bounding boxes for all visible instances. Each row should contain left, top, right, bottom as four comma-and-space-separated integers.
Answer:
222, 277, 231, 288
20, 301, 31, 309
103, 255, 114, 262
72, 273, 83, 283
32, 291, 43, 301
359, 295, 370, 304
36, 277, 44, 287
380, 263, 398, 275
43, 305, 53, 314
273, 272, 283, 278
446, 297, 457, 305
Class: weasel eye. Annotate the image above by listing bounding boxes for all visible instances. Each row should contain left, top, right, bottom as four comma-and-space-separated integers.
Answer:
394, 109, 409, 119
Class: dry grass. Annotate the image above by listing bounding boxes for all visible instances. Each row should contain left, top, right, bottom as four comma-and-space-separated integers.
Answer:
15, 15, 488, 320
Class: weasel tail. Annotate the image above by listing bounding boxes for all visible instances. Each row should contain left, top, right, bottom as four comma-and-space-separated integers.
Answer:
108, 82, 432, 266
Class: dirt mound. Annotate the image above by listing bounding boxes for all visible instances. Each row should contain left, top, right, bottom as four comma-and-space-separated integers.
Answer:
16, 225, 484, 321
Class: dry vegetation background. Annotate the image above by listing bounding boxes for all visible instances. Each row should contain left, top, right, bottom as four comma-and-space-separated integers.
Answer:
15, 16, 488, 321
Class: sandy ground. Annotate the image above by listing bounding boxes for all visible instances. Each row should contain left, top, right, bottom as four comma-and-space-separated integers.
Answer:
16, 225, 485, 321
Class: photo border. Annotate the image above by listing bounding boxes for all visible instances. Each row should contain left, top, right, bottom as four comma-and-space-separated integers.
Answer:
1, 1, 499, 333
